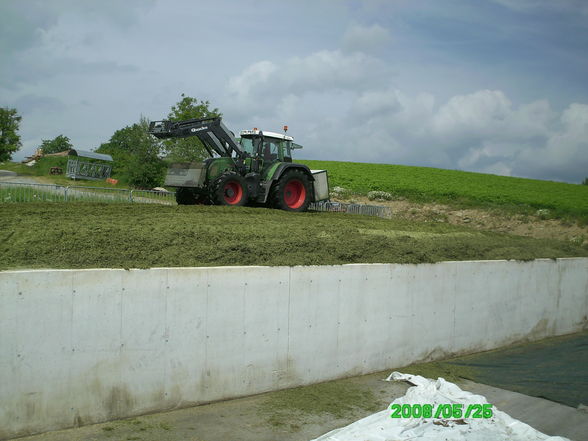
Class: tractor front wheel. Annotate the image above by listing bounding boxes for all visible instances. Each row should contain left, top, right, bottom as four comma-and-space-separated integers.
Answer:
211, 172, 249, 206
271, 169, 312, 212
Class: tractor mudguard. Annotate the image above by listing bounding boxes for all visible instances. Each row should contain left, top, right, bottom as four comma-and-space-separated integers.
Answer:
271, 163, 314, 182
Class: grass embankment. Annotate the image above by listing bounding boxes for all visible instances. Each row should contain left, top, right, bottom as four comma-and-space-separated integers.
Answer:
300, 160, 588, 223
1, 203, 586, 270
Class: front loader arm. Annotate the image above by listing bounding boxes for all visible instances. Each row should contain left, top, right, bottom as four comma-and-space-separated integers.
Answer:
148, 117, 247, 159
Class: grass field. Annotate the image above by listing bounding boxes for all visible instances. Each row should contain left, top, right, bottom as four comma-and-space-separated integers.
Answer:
1, 203, 586, 270
300, 160, 588, 222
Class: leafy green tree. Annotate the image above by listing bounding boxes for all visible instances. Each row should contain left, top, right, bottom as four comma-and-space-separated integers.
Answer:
582, 177, 588, 185
163, 94, 221, 162
0, 107, 22, 162
98, 117, 160, 157
97, 117, 166, 188
125, 154, 167, 189
39, 134, 73, 154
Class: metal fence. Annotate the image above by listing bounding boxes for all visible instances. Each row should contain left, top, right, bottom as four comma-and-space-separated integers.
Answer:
0, 182, 176, 205
1, 182, 390, 217
308, 201, 391, 218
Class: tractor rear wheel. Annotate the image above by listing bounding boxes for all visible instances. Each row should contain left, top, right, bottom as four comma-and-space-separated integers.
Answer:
271, 169, 312, 212
211, 172, 249, 206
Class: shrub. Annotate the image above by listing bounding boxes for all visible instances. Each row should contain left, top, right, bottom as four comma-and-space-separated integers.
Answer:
367, 190, 394, 201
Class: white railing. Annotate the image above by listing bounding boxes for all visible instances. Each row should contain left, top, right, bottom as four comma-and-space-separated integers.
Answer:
0, 182, 176, 205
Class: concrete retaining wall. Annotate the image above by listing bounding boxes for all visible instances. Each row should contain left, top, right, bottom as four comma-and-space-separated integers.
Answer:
1, 258, 587, 439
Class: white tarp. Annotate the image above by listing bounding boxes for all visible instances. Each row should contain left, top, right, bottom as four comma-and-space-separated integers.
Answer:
311, 372, 570, 441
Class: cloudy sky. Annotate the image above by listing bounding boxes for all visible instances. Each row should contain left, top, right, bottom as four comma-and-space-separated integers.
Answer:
2, 0, 587, 183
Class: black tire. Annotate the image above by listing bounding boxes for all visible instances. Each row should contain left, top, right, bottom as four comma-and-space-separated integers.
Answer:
175, 187, 205, 205
211, 172, 249, 206
270, 169, 312, 212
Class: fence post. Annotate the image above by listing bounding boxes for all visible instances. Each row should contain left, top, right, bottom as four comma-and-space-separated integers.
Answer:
129, 190, 133, 203
64, 187, 68, 202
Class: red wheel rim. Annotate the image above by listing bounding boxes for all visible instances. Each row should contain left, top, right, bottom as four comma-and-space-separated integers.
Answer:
223, 181, 243, 204
283, 180, 306, 209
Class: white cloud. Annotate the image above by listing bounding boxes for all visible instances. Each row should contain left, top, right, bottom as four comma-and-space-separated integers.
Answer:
342, 23, 391, 53
430, 91, 556, 146
368, 93, 586, 181
354, 89, 403, 118
516, 103, 588, 179
224, 49, 390, 119
432, 90, 513, 142
226, 60, 278, 105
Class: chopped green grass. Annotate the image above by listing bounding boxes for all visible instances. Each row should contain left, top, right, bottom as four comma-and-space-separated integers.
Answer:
1, 203, 586, 270
258, 381, 379, 428
300, 160, 588, 222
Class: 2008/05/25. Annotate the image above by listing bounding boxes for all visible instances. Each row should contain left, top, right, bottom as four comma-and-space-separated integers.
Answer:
390, 403, 493, 419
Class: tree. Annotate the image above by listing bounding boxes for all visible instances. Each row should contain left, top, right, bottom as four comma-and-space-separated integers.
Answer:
0, 107, 22, 162
163, 94, 221, 162
39, 134, 73, 155
97, 117, 166, 188
583, 177, 588, 185
98, 117, 161, 157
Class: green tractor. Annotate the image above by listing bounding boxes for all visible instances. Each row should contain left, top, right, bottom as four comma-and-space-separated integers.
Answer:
148, 117, 329, 211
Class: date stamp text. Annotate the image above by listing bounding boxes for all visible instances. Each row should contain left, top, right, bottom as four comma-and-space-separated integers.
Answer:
390, 403, 493, 419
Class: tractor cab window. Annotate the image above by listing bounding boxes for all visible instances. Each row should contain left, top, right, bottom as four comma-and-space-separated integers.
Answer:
239, 137, 254, 156
263, 140, 279, 162
283, 140, 293, 162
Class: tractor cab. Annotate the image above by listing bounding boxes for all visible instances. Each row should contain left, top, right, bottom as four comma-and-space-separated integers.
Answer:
239, 129, 301, 164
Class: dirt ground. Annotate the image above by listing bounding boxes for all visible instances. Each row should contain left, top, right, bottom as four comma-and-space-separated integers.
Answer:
341, 195, 588, 247
14, 372, 411, 441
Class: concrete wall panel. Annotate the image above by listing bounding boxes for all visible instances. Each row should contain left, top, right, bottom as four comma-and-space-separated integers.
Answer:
1, 258, 587, 439
162, 267, 208, 407
554, 258, 588, 334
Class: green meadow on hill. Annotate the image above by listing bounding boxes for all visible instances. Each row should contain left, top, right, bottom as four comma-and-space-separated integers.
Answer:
300, 160, 588, 222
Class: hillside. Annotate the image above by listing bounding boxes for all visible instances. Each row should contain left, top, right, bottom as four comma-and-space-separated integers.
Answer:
1, 203, 586, 270
300, 160, 588, 222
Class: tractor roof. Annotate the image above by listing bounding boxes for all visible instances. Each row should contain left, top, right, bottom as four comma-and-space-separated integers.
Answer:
240, 129, 294, 141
